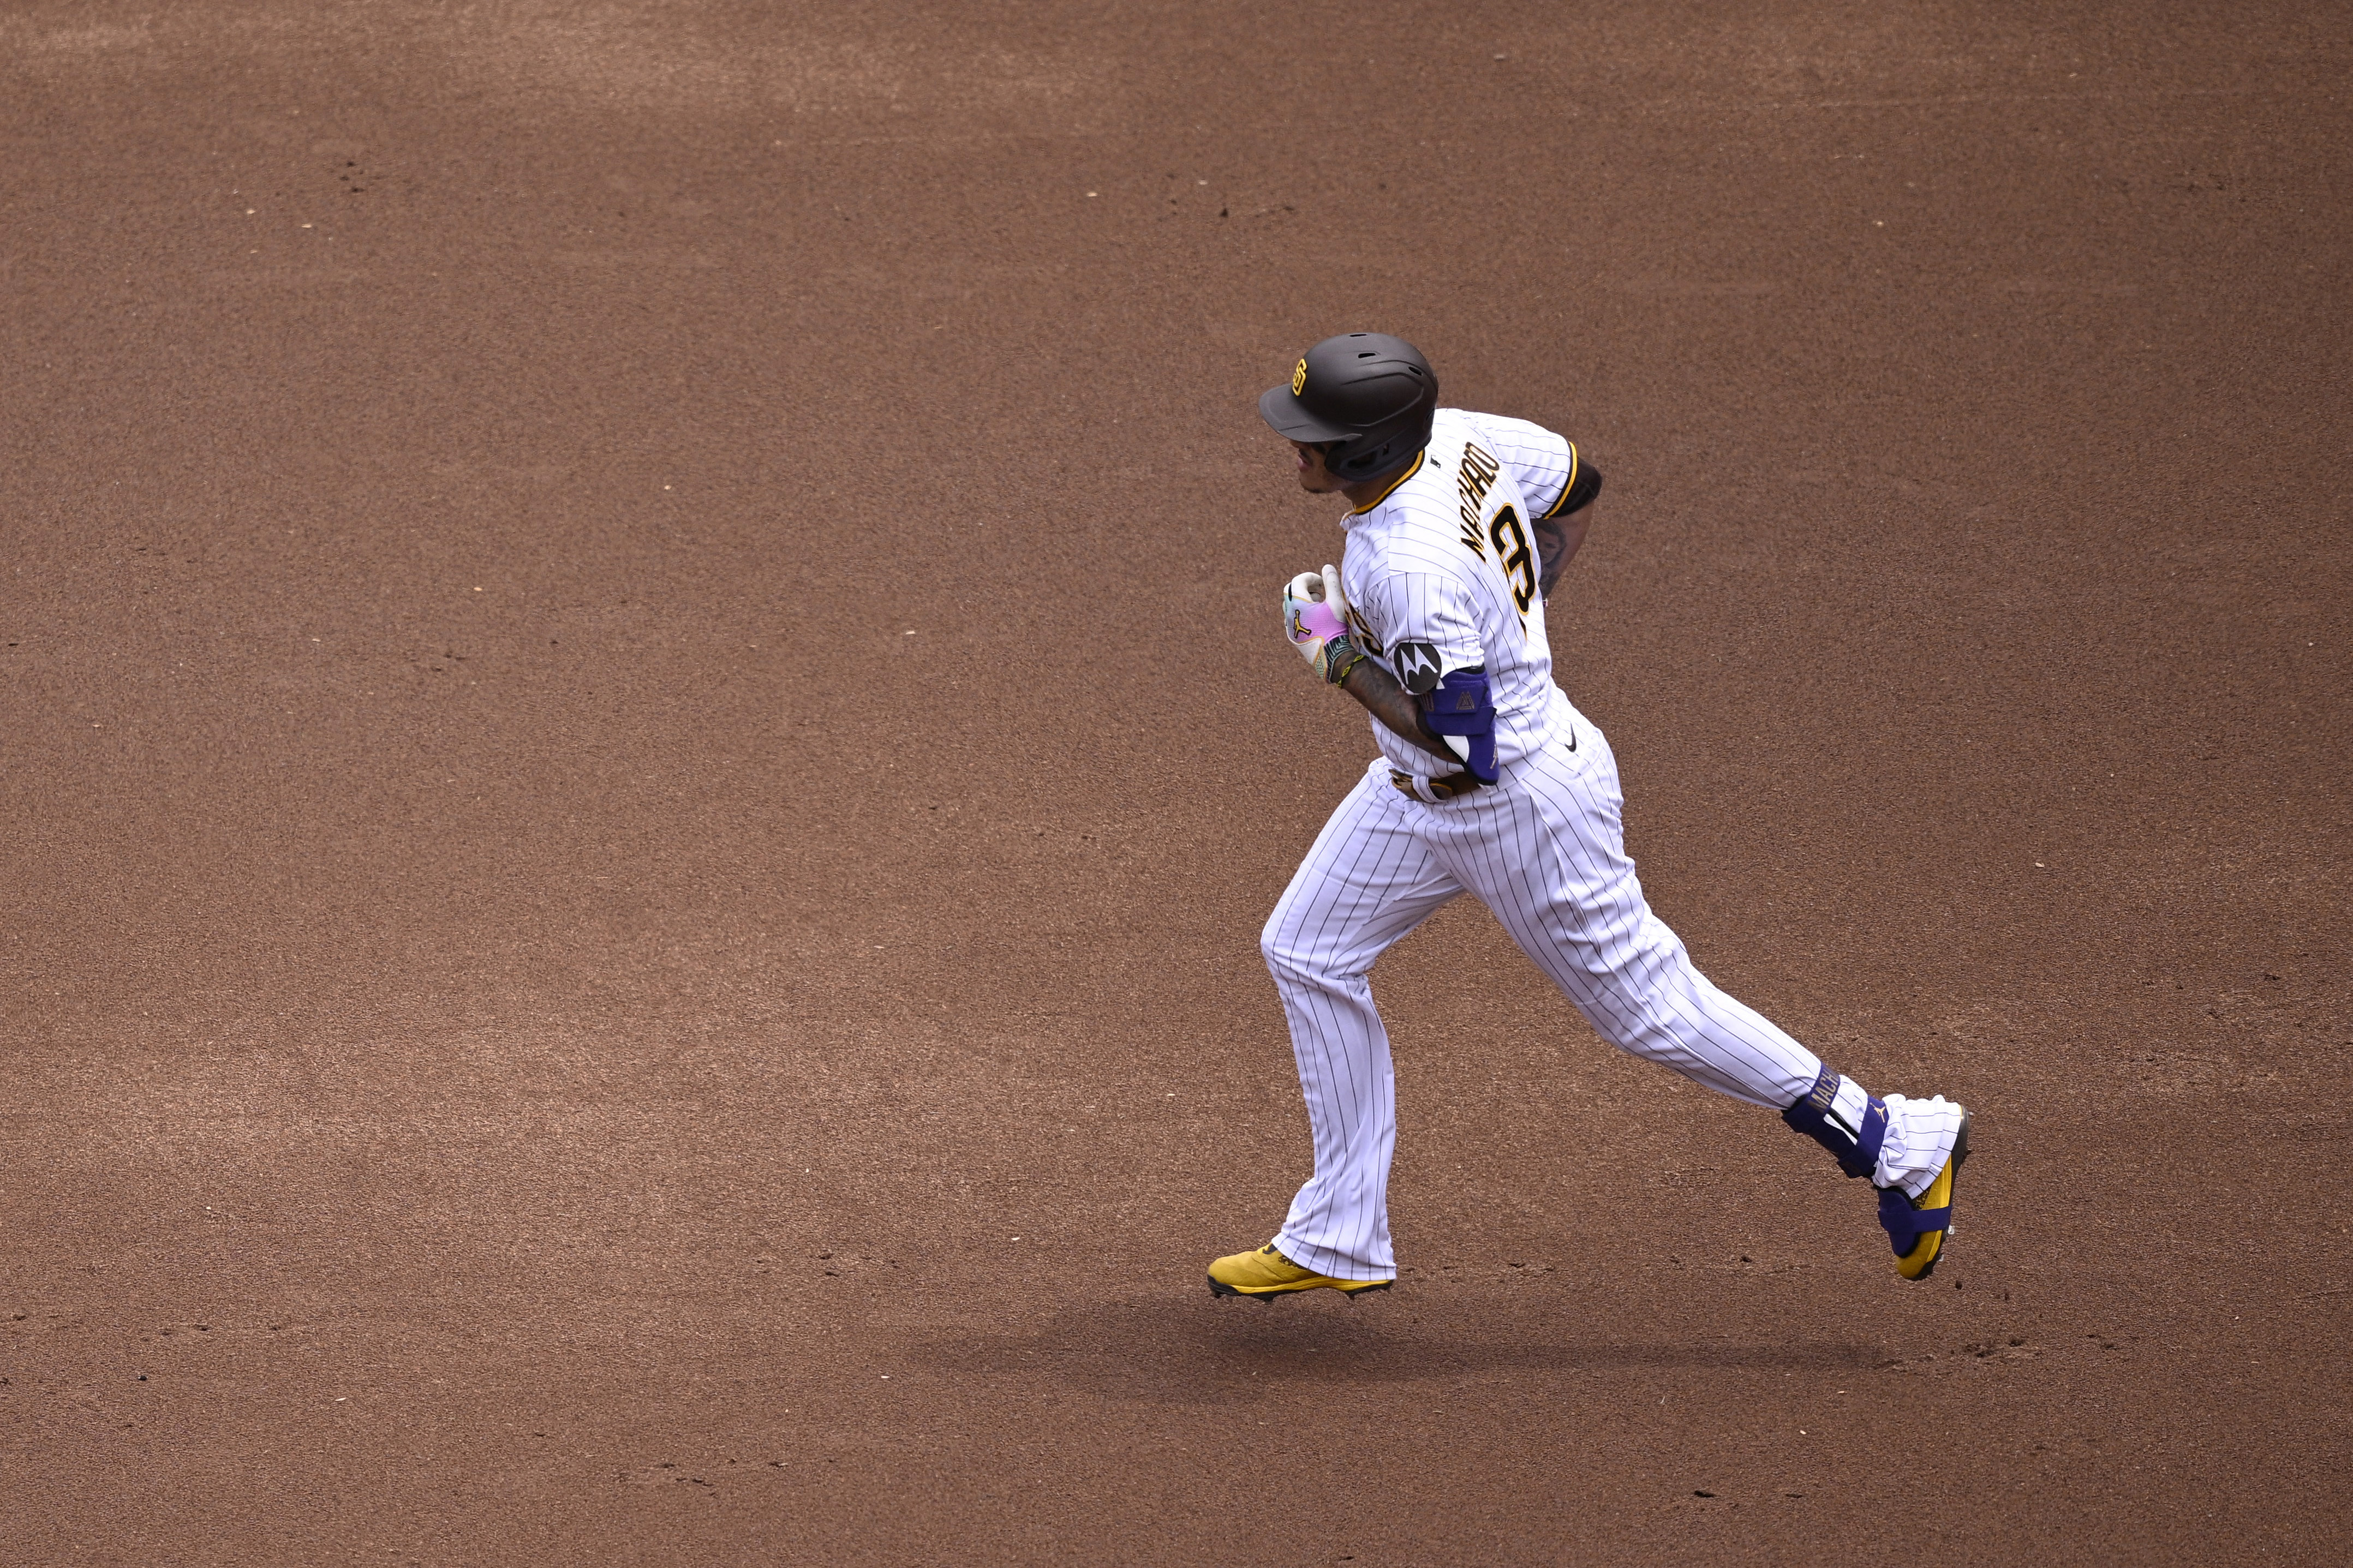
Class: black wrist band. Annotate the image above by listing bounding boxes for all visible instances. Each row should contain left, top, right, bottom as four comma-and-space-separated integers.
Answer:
1324, 634, 1367, 686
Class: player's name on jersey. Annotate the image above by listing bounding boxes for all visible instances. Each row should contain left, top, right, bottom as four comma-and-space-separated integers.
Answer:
1449, 440, 1538, 620
1456, 441, 1502, 560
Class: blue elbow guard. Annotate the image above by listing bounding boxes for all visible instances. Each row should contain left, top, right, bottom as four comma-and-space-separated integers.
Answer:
1418, 667, 1498, 783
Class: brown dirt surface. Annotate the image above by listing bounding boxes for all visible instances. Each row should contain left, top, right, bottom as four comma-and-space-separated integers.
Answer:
5, 2, 2349, 1563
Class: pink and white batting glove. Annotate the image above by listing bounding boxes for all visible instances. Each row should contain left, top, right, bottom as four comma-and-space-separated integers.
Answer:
1283, 567, 1363, 685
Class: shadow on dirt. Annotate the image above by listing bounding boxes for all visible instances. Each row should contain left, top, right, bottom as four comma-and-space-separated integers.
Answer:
903, 1293, 1878, 1404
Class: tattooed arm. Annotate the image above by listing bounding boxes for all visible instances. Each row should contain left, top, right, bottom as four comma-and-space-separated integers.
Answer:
1339, 657, 1461, 766
1533, 499, 1594, 600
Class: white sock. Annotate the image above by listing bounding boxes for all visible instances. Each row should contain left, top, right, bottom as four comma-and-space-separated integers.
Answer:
1875, 1094, 1966, 1196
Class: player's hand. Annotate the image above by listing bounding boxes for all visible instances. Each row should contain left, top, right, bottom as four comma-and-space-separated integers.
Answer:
1283, 565, 1363, 686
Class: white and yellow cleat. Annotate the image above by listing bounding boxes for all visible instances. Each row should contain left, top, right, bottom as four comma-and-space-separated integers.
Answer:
1880, 1111, 1972, 1282
1207, 1242, 1393, 1302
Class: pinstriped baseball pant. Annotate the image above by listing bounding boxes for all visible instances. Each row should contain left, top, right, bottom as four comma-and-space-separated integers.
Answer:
1261, 718, 1950, 1282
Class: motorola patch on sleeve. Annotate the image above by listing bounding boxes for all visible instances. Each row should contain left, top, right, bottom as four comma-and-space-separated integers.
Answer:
1390, 641, 1443, 695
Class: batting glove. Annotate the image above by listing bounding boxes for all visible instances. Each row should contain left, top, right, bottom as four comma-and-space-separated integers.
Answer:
1283, 567, 1365, 686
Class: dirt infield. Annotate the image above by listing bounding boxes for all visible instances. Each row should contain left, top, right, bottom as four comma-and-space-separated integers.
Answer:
5, 2, 2348, 1562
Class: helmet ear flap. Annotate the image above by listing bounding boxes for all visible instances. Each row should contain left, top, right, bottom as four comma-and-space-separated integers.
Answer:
1334, 432, 1405, 478
1329, 398, 1433, 479
1323, 354, 1434, 480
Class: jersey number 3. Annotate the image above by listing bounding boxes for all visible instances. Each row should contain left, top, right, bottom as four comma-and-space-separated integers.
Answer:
1488, 505, 1538, 617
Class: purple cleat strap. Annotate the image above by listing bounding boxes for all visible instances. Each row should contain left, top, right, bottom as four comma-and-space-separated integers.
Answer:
1877, 1187, 1950, 1255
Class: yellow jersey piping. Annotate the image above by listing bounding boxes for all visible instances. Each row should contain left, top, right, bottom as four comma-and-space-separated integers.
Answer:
1348, 450, 1425, 515
1540, 444, 1582, 520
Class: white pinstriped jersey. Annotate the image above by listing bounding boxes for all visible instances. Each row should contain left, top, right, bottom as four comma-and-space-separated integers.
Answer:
1336, 408, 1589, 779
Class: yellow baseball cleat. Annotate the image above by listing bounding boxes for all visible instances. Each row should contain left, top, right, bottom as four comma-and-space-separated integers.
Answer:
1881, 1111, 1972, 1282
1207, 1243, 1393, 1301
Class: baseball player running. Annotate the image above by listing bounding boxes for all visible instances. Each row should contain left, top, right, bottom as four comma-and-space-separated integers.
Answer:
1208, 333, 1970, 1301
